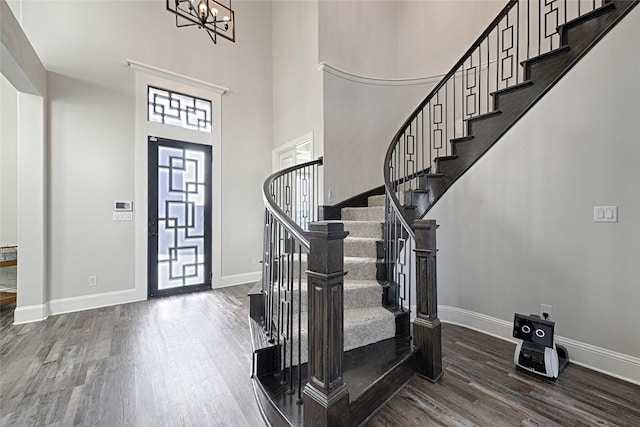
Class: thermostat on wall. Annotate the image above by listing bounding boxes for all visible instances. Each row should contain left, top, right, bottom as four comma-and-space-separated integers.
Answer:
114, 201, 133, 211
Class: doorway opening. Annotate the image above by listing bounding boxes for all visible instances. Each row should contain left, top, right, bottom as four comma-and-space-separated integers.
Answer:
147, 136, 212, 297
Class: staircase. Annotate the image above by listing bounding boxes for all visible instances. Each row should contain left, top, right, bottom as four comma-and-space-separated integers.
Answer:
252, 1, 639, 425
331, 195, 397, 349
386, 0, 639, 224
282, 196, 397, 365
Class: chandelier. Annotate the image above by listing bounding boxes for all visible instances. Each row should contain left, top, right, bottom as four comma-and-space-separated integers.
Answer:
166, 0, 235, 44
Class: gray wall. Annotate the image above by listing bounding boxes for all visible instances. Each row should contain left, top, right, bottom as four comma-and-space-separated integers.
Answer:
0, 75, 18, 246
318, 1, 503, 203
272, 1, 323, 152
16, 0, 273, 302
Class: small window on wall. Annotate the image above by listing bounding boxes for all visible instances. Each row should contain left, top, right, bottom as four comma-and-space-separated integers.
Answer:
147, 86, 212, 132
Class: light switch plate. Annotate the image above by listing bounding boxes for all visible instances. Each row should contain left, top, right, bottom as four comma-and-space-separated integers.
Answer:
113, 212, 133, 221
593, 206, 617, 222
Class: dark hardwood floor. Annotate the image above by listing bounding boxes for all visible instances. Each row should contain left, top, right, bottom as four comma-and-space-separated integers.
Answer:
0, 284, 264, 426
367, 323, 640, 427
2, 285, 639, 426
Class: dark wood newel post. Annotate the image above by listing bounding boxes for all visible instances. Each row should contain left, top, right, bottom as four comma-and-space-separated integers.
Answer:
412, 219, 443, 382
303, 222, 350, 426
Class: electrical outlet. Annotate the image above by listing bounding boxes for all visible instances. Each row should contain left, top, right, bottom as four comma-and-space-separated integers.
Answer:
540, 304, 552, 321
251, 257, 258, 265
88, 276, 97, 286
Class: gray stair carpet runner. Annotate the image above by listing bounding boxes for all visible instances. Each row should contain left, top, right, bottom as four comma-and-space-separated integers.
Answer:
285, 195, 395, 365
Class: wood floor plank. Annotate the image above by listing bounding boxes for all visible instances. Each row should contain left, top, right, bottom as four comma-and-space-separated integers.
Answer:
368, 323, 640, 427
0, 285, 265, 426
2, 292, 639, 426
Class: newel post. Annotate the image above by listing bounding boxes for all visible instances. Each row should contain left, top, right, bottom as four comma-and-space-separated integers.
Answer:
412, 219, 443, 382
303, 222, 350, 426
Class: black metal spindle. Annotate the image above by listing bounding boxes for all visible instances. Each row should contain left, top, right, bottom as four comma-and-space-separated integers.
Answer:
516, 1, 520, 84
296, 247, 303, 404
528, 0, 531, 61
288, 244, 294, 391
539, 0, 542, 56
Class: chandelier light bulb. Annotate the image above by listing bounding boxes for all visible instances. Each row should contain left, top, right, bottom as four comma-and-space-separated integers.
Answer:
197, 0, 208, 19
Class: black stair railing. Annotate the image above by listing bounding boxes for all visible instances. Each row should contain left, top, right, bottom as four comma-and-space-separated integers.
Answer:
261, 157, 352, 425
383, 0, 606, 312
261, 157, 323, 403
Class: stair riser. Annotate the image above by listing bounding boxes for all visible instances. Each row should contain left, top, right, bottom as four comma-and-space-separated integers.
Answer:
401, 190, 431, 214
347, 261, 378, 281
563, 8, 617, 51
367, 194, 386, 207
284, 284, 382, 313
342, 206, 385, 222
492, 83, 537, 112
344, 238, 378, 258
289, 258, 379, 281
525, 51, 574, 85
342, 221, 384, 239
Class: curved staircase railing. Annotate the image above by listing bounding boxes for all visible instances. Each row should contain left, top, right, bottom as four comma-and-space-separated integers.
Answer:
384, 0, 609, 310
259, 157, 323, 404
384, 0, 608, 222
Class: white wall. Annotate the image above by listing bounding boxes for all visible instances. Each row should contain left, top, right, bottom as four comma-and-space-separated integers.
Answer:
17, 0, 272, 305
426, 6, 640, 377
322, 72, 436, 203
396, 1, 503, 77
318, 1, 399, 79
272, 1, 323, 152
318, 1, 503, 79
318, 1, 505, 203
0, 74, 18, 246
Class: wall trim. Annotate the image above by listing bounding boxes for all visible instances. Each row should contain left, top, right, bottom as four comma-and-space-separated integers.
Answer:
220, 271, 261, 288
47, 288, 145, 317
438, 305, 640, 386
127, 59, 229, 95
318, 62, 442, 86
318, 60, 498, 88
13, 303, 48, 325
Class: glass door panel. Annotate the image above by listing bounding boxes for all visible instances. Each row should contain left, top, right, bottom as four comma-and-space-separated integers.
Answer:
148, 137, 212, 297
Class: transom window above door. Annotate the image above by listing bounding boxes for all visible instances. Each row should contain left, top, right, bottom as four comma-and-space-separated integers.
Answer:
147, 86, 212, 132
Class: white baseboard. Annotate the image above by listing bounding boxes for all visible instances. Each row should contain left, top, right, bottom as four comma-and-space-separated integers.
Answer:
438, 305, 640, 386
219, 271, 261, 288
13, 304, 48, 324
47, 288, 145, 317
12, 274, 261, 324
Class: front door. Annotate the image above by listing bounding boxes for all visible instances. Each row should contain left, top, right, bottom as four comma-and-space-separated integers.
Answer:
148, 136, 212, 297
